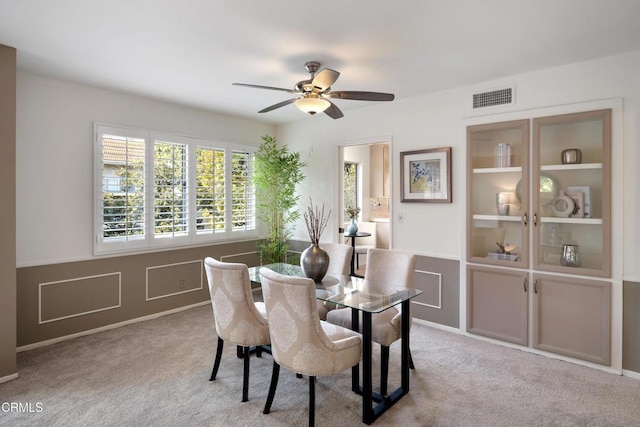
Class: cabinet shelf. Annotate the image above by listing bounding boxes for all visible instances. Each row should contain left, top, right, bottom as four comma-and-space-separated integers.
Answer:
539, 217, 602, 225
540, 163, 602, 171
473, 166, 522, 174
473, 214, 521, 222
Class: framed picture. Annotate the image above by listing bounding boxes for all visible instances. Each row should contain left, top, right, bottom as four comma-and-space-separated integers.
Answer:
400, 147, 452, 203
567, 185, 591, 218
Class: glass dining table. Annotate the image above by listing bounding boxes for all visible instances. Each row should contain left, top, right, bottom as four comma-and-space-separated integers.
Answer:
248, 263, 422, 425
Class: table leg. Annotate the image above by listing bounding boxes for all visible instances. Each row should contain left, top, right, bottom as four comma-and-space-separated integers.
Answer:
401, 300, 410, 392
362, 311, 373, 424
351, 308, 359, 393
348, 237, 356, 276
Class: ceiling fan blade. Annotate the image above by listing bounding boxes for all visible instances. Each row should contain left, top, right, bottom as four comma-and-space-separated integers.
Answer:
327, 91, 395, 101
324, 101, 344, 119
233, 83, 297, 94
258, 98, 298, 113
312, 69, 340, 91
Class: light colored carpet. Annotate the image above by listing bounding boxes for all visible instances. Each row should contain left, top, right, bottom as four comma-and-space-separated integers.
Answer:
1, 304, 640, 426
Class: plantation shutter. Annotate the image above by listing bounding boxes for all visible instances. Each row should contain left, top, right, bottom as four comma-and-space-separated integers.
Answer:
196, 146, 226, 234
99, 131, 146, 242
231, 150, 256, 231
153, 140, 188, 238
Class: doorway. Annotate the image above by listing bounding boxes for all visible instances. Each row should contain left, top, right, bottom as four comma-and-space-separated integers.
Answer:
340, 140, 391, 274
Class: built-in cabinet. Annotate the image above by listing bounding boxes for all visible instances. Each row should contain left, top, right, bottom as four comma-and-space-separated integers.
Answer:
466, 109, 612, 365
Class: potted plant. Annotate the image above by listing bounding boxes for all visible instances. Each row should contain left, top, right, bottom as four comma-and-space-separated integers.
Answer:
301, 198, 331, 282
253, 135, 306, 264
345, 205, 361, 235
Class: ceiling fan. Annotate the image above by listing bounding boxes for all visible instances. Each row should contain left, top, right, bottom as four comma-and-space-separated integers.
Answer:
233, 61, 394, 119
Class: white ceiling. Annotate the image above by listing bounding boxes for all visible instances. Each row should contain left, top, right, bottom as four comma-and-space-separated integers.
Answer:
2, 0, 640, 124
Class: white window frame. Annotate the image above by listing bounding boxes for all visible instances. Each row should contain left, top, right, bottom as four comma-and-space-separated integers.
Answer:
94, 124, 258, 255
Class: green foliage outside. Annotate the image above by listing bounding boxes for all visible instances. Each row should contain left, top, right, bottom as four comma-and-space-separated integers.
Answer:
103, 140, 253, 239
253, 135, 306, 263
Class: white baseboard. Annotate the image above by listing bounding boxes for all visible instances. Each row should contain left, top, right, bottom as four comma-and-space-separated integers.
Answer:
0, 373, 18, 384
412, 318, 461, 335
623, 369, 640, 380
17, 301, 211, 353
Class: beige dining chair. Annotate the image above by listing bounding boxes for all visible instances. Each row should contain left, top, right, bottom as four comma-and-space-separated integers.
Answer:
259, 267, 362, 427
316, 242, 353, 320
353, 221, 377, 270
203, 257, 270, 402
325, 248, 417, 396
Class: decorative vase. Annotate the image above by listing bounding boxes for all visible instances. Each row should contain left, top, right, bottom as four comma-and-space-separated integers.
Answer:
300, 244, 330, 282
346, 218, 358, 235
560, 244, 581, 267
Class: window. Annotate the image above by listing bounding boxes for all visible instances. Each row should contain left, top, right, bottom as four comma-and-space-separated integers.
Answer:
95, 124, 257, 254
343, 162, 358, 222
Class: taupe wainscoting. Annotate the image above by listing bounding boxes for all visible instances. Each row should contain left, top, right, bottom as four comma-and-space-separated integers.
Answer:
17, 241, 261, 349
623, 280, 640, 373
411, 256, 460, 329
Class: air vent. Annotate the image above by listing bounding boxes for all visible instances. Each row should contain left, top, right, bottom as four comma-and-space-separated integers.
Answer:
472, 87, 514, 109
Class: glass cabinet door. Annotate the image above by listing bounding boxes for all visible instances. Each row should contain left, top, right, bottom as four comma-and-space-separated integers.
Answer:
532, 109, 611, 277
467, 119, 529, 268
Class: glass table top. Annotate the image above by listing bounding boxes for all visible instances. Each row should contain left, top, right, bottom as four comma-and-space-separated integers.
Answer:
248, 263, 422, 314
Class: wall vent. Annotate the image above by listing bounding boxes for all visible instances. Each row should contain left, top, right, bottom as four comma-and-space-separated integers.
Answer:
472, 86, 514, 109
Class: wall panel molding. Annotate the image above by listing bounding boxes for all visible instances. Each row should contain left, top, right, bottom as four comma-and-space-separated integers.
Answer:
146, 260, 203, 301
412, 269, 443, 309
39, 272, 121, 324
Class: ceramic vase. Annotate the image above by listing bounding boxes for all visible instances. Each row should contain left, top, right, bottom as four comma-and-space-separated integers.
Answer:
346, 219, 358, 235
300, 244, 329, 282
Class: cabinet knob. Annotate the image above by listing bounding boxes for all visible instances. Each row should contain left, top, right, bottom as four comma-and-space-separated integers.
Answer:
534, 279, 538, 294
533, 213, 538, 227
523, 277, 528, 292
522, 212, 528, 226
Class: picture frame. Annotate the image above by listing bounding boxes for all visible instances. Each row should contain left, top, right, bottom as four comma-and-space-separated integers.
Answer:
400, 147, 452, 203
567, 185, 591, 218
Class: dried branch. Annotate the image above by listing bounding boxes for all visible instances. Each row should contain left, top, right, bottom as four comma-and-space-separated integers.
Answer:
304, 197, 331, 245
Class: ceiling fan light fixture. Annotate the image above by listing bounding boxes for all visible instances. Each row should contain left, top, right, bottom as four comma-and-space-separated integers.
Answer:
295, 97, 330, 115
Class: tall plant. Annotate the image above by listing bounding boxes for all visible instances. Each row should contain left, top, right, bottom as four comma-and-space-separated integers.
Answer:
253, 135, 306, 263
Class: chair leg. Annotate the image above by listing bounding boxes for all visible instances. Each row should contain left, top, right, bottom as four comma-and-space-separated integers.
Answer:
210, 337, 224, 381
242, 346, 250, 402
256, 345, 262, 358
409, 348, 415, 370
309, 376, 316, 427
263, 361, 280, 414
380, 345, 389, 396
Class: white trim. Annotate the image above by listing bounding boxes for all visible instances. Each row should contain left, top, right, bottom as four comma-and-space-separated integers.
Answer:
220, 250, 259, 262
411, 269, 442, 309
17, 236, 261, 268
145, 260, 204, 301
0, 373, 18, 384
18, 301, 210, 353
622, 369, 640, 380
412, 317, 460, 335
38, 272, 122, 324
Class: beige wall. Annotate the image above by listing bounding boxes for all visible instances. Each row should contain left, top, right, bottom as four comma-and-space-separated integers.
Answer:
0, 44, 17, 380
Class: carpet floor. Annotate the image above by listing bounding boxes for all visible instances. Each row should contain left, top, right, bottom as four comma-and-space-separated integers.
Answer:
1, 304, 639, 426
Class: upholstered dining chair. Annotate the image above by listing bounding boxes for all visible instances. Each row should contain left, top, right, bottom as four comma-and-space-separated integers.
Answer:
325, 248, 417, 396
203, 257, 270, 402
259, 267, 362, 427
353, 221, 377, 270
316, 242, 353, 320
